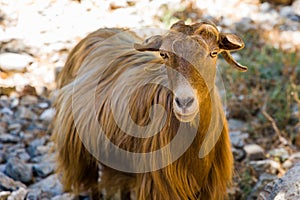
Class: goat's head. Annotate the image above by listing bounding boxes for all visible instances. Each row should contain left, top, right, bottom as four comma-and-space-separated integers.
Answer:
134, 21, 247, 122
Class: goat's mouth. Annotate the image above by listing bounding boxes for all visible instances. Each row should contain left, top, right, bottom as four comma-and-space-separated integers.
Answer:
174, 109, 198, 123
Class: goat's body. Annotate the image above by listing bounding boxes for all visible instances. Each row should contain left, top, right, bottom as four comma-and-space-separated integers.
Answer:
53, 27, 233, 199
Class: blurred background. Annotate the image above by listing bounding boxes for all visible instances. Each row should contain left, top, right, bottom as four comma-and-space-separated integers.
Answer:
0, 0, 299, 199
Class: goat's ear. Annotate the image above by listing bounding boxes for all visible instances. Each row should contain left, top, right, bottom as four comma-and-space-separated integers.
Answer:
134, 35, 162, 51
219, 33, 244, 51
219, 33, 248, 72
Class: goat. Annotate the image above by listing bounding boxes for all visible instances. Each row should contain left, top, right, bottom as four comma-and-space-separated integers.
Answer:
52, 20, 247, 200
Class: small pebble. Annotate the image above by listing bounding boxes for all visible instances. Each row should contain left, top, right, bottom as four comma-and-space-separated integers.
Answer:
244, 144, 265, 160
7, 187, 28, 200
4, 157, 33, 183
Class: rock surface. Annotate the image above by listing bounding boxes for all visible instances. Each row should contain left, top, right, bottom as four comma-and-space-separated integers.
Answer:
244, 144, 266, 160
4, 157, 33, 183
258, 163, 300, 200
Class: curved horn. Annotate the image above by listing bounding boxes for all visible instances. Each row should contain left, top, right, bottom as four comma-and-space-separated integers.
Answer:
221, 51, 248, 72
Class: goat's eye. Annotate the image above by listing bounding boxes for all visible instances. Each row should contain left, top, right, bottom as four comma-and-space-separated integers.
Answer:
160, 52, 168, 59
210, 50, 218, 58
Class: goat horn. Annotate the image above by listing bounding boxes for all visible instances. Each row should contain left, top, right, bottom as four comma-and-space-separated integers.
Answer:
221, 51, 248, 72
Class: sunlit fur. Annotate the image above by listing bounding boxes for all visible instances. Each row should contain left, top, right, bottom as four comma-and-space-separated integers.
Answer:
52, 25, 233, 199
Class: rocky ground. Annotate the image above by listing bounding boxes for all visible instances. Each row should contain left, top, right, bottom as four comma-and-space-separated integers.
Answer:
0, 0, 300, 199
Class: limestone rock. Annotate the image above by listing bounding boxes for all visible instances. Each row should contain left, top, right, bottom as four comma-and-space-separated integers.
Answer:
0, 53, 33, 72
258, 163, 300, 200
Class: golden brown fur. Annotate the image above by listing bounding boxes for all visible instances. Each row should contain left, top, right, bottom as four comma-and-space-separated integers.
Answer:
52, 22, 240, 199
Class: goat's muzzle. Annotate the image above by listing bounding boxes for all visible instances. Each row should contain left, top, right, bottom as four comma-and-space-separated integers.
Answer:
173, 87, 199, 122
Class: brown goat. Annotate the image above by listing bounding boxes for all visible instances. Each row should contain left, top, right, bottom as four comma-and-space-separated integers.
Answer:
52, 21, 247, 200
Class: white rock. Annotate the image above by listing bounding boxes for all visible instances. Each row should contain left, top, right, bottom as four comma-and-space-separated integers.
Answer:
0, 191, 11, 199
249, 159, 280, 174
7, 188, 28, 200
39, 108, 55, 122
280, 6, 293, 17
10, 98, 19, 108
37, 102, 49, 109
282, 160, 293, 169
244, 144, 265, 160
17, 107, 38, 120
1, 108, 13, 116
292, 0, 300, 16
260, 2, 271, 13
0, 53, 33, 72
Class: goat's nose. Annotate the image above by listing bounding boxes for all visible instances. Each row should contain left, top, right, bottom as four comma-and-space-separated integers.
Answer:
175, 97, 195, 109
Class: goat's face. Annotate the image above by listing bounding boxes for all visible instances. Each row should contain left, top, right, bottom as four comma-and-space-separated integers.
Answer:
135, 21, 247, 122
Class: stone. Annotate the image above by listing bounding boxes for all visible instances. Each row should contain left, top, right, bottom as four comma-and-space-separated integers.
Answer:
25, 189, 42, 200
230, 130, 249, 148
268, 148, 289, 162
7, 123, 22, 133
39, 108, 55, 122
25, 189, 54, 200
0, 164, 6, 172
291, 152, 300, 161
0, 191, 11, 200
0, 53, 33, 72
244, 144, 265, 160
292, 0, 300, 16
31, 152, 55, 164
234, 17, 256, 32
7, 187, 28, 200
37, 102, 49, 109
20, 95, 38, 106
33, 162, 55, 178
249, 159, 280, 174
232, 147, 246, 161
248, 173, 277, 199
0, 172, 26, 191
228, 119, 248, 131
26, 137, 47, 157
282, 159, 293, 169
258, 163, 300, 200
1, 108, 13, 116
29, 174, 63, 196
16, 107, 38, 121
4, 157, 33, 183
221, 18, 233, 27
280, 6, 293, 17
35, 143, 52, 156
0, 133, 20, 143
0, 123, 7, 134
7, 148, 31, 162
260, 2, 271, 13
10, 98, 19, 108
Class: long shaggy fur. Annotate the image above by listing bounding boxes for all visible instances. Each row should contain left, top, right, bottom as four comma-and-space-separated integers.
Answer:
52, 26, 233, 199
